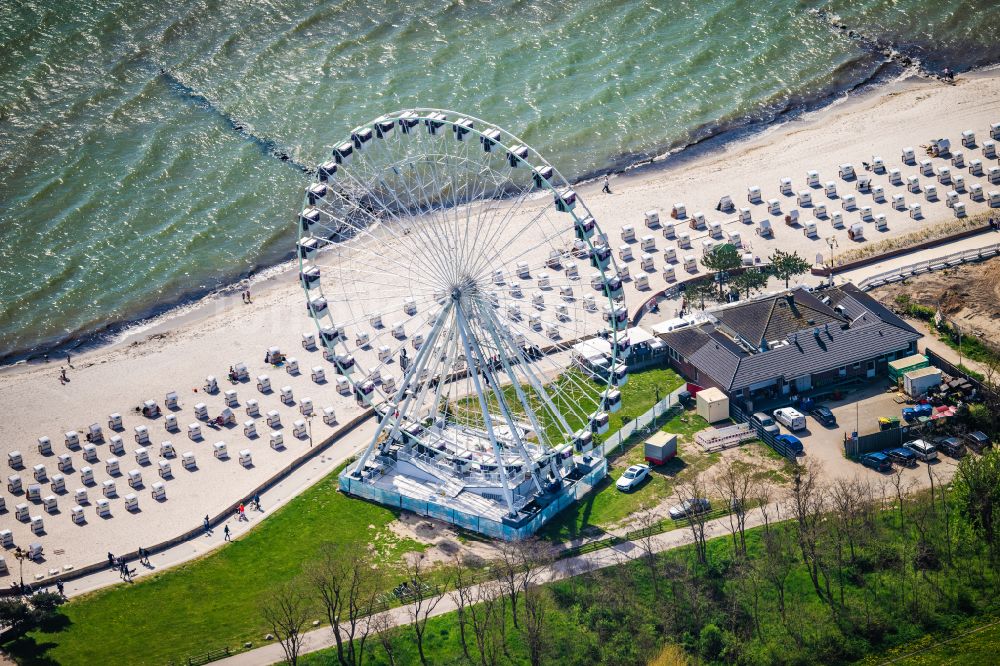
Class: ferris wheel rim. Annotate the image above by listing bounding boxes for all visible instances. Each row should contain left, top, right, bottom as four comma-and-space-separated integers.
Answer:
295, 109, 626, 471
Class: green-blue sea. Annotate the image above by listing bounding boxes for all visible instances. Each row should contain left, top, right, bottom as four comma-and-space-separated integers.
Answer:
2, 0, 999, 361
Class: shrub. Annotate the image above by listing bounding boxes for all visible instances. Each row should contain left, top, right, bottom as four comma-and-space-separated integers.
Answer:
698, 623, 723, 661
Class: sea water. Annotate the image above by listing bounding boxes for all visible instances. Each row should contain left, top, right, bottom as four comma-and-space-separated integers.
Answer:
2, 0, 999, 361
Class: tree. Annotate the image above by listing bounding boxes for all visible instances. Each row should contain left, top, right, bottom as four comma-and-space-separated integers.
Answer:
685, 278, 718, 311
448, 554, 478, 660
701, 243, 741, 298
261, 581, 313, 666
495, 538, 554, 631
0, 598, 36, 636
404, 554, 446, 666
768, 248, 811, 288
675, 478, 710, 564
370, 611, 399, 666
307, 542, 381, 666
712, 459, 754, 557
954, 449, 1000, 560
731, 267, 769, 300
521, 586, 551, 666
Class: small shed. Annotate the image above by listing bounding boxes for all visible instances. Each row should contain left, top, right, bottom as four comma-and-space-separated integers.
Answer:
644, 432, 677, 465
888, 353, 928, 381
696, 387, 729, 424
903, 366, 942, 398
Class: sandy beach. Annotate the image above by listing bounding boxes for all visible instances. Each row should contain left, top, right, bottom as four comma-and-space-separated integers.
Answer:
3, 70, 1000, 581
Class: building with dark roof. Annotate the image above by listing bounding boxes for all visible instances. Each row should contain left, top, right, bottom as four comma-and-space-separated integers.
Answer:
657, 284, 921, 406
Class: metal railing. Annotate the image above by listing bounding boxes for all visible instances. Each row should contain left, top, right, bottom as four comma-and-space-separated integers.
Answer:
857, 242, 1000, 291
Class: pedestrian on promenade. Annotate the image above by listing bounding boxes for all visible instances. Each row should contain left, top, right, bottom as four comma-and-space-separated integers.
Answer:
203, 515, 210, 533
238, 503, 246, 521
602, 175, 611, 194
252, 493, 261, 511
108, 552, 115, 569
224, 525, 231, 541
56, 580, 65, 598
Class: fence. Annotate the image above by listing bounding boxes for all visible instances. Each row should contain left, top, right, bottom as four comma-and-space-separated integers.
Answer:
729, 400, 800, 460
599, 384, 690, 457
925, 348, 998, 402
857, 241, 1000, 291
339, 458, 608, 541
843, 426, 909, 458
166, 647, 230, 666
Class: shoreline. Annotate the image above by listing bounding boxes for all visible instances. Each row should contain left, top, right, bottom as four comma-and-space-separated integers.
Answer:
3, 61, 990, 370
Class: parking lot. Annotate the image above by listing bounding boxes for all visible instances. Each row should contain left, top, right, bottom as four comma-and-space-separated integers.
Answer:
770, 379, 963, 487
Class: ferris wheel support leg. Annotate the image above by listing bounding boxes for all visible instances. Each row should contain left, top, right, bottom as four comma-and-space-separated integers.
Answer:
350, 302, 453, 478
454, 307, 517, 518
478, 303, 576, 440
471, 302, 549, 492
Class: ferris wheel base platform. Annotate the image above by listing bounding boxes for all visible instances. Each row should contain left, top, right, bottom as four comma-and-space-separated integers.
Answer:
338, 455, 607, 541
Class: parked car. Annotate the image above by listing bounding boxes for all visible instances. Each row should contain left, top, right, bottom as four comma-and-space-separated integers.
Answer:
751, 412, 780, 435
773, 407, 806, 431
810, 406, 836, 427
965, 431, 991, 452
774, 434, 804, 455
886, 447, 918, 467
668, 498, 711, 520
934, 436, 965, 458
615, 464, 650, 492
861, 451, 892, 472
904, 439, 938, 462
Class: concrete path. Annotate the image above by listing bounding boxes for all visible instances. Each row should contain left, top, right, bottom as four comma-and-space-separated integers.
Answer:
57, 419, 376, 600
217, 505, 779, 666
837, 227, 1000, 285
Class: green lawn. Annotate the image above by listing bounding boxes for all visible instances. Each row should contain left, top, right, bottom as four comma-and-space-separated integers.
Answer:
4, 464, 425, 666
538, 407, 716, 542
3, 366, 685, 665
452, 366, 685, 447
858, 617, 1000, 666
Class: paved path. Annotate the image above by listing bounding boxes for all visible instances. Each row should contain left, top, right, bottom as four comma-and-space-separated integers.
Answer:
217, 505, 779, 666
837, 227, 1000, 285
57, 419, 376, 599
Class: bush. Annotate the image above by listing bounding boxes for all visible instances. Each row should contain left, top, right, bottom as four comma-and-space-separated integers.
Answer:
698, 623, 723, 661
0, 599, 36, 635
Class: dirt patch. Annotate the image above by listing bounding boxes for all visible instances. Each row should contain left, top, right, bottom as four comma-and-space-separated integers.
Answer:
389, 511, 501, 565
871, 255, 1000, 349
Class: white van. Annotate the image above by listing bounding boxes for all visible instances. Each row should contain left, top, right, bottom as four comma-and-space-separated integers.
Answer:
905, 439, 938, 462
773, 407, 806, 432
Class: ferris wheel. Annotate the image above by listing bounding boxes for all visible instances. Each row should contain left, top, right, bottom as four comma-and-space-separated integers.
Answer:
297, 109, 627, 520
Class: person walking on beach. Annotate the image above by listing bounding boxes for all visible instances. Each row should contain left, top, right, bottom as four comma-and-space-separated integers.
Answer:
602, 175, 611, 194
224, 525, 231, 541
66, 353, 72, 367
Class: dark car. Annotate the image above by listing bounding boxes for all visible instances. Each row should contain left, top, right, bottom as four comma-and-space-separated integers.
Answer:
886, 447, 918, 467
861, 451, 892, 472
810, 406, 837, 427
934, 436, 965, 458
775, 434, 804, 455
668, 498, 711, 520
965, 431, 991, 452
